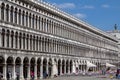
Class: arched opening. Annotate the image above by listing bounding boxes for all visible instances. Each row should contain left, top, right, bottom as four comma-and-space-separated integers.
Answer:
48, 58, 52, 77
6, 4, 9, 22
1, 3, 5, 20
62, 60, 65, 74
37, 58, 41, 78
2, 29, 5, 47
0, 56, 4, 75
6, 56, 13, 79
66, 60, 69, 73
23, 57, 29, 79
6, 30, 10, 48
43, 58, 47, 78
30, 57, 35, 79
58, 59, 61, 75
15, 57, 21, 80
70, 60, 72, 73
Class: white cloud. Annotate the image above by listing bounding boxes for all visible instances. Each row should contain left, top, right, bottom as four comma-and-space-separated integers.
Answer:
102, 4, 110, 8
54, 3, 76, 9
82, 5, 95, 9
73, 13, 86, 19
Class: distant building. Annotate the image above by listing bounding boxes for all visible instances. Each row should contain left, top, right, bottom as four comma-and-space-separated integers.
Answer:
107, 25, 120, 67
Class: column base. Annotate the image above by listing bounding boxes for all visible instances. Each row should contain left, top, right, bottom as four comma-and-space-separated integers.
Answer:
2, 77, 6, 80
40, 76, 43, 79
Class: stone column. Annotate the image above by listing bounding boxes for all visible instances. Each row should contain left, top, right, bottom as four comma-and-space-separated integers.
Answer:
21, 12, 23, 26
64, 61, 66, 74
3, 63, 6, 80
37, 18, 39, 30
13, 63, 16, 80
24, 15, 26, 27
68, 63, 70, 74
28, 15, 30, 28
40, 59, 43, 79
21, 36, 23, 50
0, 6, 1, 20
20, 63, 24, 80
25, 37, 27, 50
8, 9, 11, 22
13, 10, 15, 24
17, 12, 19, 24
4, 6, 6, 21
4, 33, 7, 48
34, 63, 37, 80
27, 63, 30, 79
60, 63, 62, 75
17, 36, 19, 49
13, 34, 15, 49
37, 39, 39, 51
28, 37, 30, 50
0, 31, 2, 47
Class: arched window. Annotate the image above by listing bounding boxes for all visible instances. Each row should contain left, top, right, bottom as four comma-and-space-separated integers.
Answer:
26, 12, 28, 27
2, 29, 5, 47
26, 34, 29, 50
35, 16, 37, 29
6, 5, 9, 22
18, 9, 21, 25
11, 31, 14, 48
15, 8, 17, 24
22, 11, 25, 26
32, 15, 35, 29
23, 34, 25, 49
39, 17, 41, 30
1, 3, 5, 21
33, 36, 35, 50
10, 6, 13, 23
41, 18, 43, 31
30, 35, 32, 50
6, 30, 10, 47
15, 32, 18, 48
29, 13, 31, 28
19, 33, 22, 49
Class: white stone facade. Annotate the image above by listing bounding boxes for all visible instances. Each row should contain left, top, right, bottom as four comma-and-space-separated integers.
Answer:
0, 0, 119, 80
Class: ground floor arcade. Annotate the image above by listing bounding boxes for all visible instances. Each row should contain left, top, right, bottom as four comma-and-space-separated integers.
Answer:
0, 53, 115, 80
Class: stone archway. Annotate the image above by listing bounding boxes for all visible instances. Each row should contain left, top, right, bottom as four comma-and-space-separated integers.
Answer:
70, 60, 72, 73
0, 56, 4, 74
58, 59, 61, 75
37, 58, 41, 78
23, 57, 29, 79
6, 56, 13, 79
30, 57, 35, 79
48, 58, 52, 77
62, 60, 65, 74
43, 58, 47, 78
66, 60, 69, 73
15, 57, 21, 79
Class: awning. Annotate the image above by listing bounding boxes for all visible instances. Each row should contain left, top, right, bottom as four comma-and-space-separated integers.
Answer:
106, 63, 116, 67
87, 61, 96, 68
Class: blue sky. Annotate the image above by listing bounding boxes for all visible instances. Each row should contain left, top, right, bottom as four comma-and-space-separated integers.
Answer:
43, 0, 120, 31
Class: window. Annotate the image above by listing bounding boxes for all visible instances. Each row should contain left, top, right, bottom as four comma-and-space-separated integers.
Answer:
6, 5, 9, 22
19, 10, 21, 25
22, 11, 25, 26
1, 4, 4, 20
15, 9, 17, 24
10, 7, 13, 23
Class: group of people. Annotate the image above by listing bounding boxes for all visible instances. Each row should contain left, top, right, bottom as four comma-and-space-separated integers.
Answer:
7, 71, 19, 80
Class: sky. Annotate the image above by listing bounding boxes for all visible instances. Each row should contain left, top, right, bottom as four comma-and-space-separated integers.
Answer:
42, 0, 120, 31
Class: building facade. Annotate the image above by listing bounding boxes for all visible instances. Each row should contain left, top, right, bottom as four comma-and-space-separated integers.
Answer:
108, 29, 120, 67
0, 0, 119, 80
